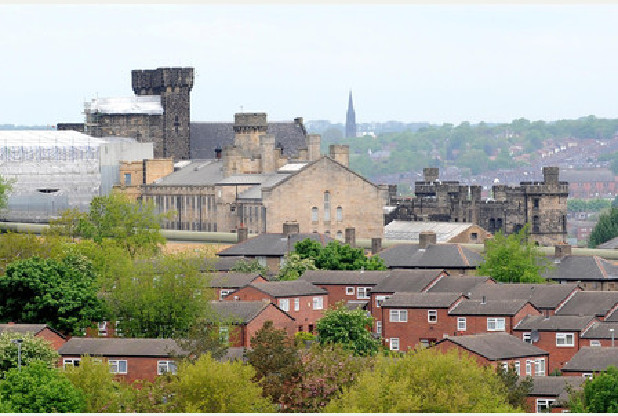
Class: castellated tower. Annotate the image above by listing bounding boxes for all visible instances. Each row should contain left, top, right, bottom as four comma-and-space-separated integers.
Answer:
132, 68, 194, 160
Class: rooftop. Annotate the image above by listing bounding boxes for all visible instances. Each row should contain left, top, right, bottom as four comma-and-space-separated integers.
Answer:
384, 221, 483, 242
58, 338, 186, 357
514, 315, 595, 332
544, 255, 618, 282
449, 298, 534, 316
555, 291, 618, 317
468, 283, 579, 310
437, 333, 548, 361
381, 292, 463, 308
371, 270, 446, 293
562, 347, 618, 372
218, 233, 333, 257
208, 301, 284, 324
208, 273, 262, 289
249, 280, 327, 298
377, 243, 482, 269
300, 270, 390, 285
85, 96, 164, 115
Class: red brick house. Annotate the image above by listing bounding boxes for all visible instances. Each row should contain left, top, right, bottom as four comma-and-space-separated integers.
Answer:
300, 270, 389, 308
526, 376, 584, 413
223, 281, 327, 333
0, 323, 66, 350
513, 315, 596, 374
580, 321, 618, 347
368, 269, 447, 333
208, 300, 295, 348
58, 338, 186, 383
447, 298, 542, 335
562, 347, 618, 377
433, 333, 550, 377
208, 272, 267, 300
424, 275, 494, 293
380, 292, 466, 351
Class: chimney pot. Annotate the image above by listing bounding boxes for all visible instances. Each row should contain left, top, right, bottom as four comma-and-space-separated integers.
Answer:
371, 237, 382, 255
283, 221, 300, 236
237, 227, 248, 243
555, 243, 572, 258
419, 231, 437, 249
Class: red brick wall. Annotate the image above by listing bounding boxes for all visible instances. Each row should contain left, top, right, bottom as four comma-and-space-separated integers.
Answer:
382, 307, 457, 351
450, 304, 541, 336
513, 330, 582, 374
36, 328, 66, 350
314, 284, 373, 307
513, 304, 542, 328
246, 304, 296, 347
60, 355, 177, 383
213, 275, 267, 300
582, 338, 614, 347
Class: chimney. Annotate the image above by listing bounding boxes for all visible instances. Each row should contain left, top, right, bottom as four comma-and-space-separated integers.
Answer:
215, 147, 222, 159
419, 231, 437, 249
329, 144, 350, 167
345, 227, 356, 247
371, 237, 382, 255
283, 221, 300, 236
555, 243, 571, 258
423, 167, 439, 183
543, 166, 560, 184
237, 227, 248, 243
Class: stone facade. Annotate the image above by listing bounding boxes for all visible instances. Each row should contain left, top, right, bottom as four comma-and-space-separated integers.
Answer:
389, 167, 569, 246
115, 158, 174, 200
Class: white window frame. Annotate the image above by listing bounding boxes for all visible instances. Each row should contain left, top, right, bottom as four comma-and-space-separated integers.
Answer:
590, 340, 601, 347
501, 361, 509, 372
376, 321, 382, 336
390, 310, 408, 322
294, 298, 299, 311
556, 332, 575, 347
311, 207, 319, 222
375, 295, 387, 307
256, 256, 267, 267
535, 358, 546, 376
336, 206, 343, 222
523, 332, 532, 343
526, 360, 532, 376
279, 298, 290, 312
582, 373, 593, 379
390, 338, 400, 351
515, 361, 520, 376
157, 360, 177, 375
220, 289, 233, 300
346, 287, 355, 296
313, 296, 324, 310
536, 398, 555, 413
63, 358, 81, 368
357, 287, 371, 300
98, 321, 107, 336
457, 317, 466, 331
487, 317, 506, 332
428, 310, 438, 323
109, 360, 128, 374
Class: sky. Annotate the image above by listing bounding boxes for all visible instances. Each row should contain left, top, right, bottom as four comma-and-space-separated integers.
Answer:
2, 4, 618, 126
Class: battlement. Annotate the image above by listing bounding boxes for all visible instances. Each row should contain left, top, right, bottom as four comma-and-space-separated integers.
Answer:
132, 67, 194, 94
233, 113, 268, 133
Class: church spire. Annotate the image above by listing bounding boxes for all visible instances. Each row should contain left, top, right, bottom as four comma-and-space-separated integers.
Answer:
345, 90, 356, 138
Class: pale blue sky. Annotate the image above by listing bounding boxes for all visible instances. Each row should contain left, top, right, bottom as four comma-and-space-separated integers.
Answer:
2, 5, 618, 125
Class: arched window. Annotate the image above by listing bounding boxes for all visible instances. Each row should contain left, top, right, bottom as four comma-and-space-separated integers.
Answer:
324, 191, 331, 221
336, 206, 343, 222
336, 230, 343, 240
311, 207, 319, 222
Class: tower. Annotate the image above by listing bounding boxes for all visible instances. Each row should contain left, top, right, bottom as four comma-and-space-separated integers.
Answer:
132, 67, 194, 160
345, 90, 356, 138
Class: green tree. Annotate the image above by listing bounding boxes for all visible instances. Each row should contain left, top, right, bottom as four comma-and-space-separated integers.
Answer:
497, 365, 534, 409
0, 361, 86, 412
0, 254, 105, 334
0, 332, 58, 375
325, 348, 517, 412
0, 175, 12, 210
578, 366, 618, 412
171, 353, 274, 412
105, 253, 213, 338
294, 239, 386, 271
589, 207, 618, 247
231, 258, 268, 275
316, 303, 380, 357
277, 252, 317, 281
0, 232, 66, 275
477, 224, 549, 283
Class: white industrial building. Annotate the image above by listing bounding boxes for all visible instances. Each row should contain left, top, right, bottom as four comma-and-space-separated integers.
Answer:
0, 130, 153, 222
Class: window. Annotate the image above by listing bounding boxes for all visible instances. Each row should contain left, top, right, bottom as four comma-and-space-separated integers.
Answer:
556, 333, 575, 347
390, 310, 408, 322
533, 215, 540, 233
590, 340, 601, 347
536, 399, 555, 413
157, 361, 177, 375
487, 317, 506, 331
526, 360, 532, 376
346, 287, 355, 296
124, 173, 131, 186
582, 373, 593, 380
390, 338, 400, 351
279, 299, 290, 312
109, 360, 128, 374
98, 321, 107, 336
375, 295, 387, 307
336, 206, 343, 222
533, 198, 540, 209
63, 358, 81, 368
336, 231, 343, 241
357, 287, 371, 300
376, 321, 382, 335
428, 310, 437, 323
256, 256, 266, 267
523, 332, 532, 343
311, 207, 318, 222
323, 192, 331, 221
219, 326, 229, 344
535, 358, 545, 376
457, 317, 466, 331
313, 296, 323, 310
515, 361, 520, 376
220, 289, 233, 300
501, 362, 509, 372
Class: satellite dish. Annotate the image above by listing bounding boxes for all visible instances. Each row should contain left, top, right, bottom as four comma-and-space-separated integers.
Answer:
531, 329, 540, 343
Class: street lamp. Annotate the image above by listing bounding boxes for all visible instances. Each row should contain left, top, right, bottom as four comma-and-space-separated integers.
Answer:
11, 339, 23, 371
610, 328, 615, 347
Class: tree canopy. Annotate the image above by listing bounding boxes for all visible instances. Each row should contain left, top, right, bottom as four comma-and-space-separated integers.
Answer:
294, 239, 386, 271
0, 332, 58, 375
576, 366, 618, 412
589, 207, 618, 247
277, 252, 317, 281
0, 175, 12, 210
477, 224, 549, 283
316, 303, 380, 357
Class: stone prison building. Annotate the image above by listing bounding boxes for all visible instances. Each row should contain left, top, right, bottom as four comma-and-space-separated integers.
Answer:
388, 167, 568, 246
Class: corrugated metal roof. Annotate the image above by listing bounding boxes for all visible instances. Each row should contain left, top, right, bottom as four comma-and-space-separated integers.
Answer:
0, 131, 111, 147
85, 96, 163, 115
150, 159, 224, 186
384, 221, 478, 242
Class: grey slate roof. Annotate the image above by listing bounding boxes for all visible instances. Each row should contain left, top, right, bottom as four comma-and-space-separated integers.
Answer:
190, 121, 308, 159
598, 236, 618, 249
148, 159, 223, 186
426, 276, 491, 293
562, 347, 618, 372
208, 301, 282, 324
202, 256, 246, 272
555, 291, 618, 317
208, 273, 262, 289
344, 300, 369, 310
300, 270, 389, 285
448, 298, 534, 316
529, 376, 584, 401
437, 333, 548, 360
371, 270, 446, 294
581, 321, 618, 339
377, 243, 482, 269
514, 315, 595, 332
469, 283, 579, 310
543, 255, 618, 282
218, 233, 333, 257
58, 338, 186, 357
381, 292, 463, 308
0, 324, 61, 337
250, 280, 327, 297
